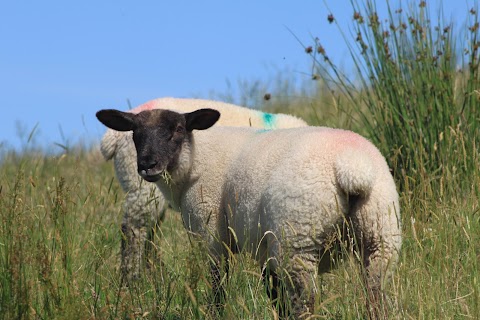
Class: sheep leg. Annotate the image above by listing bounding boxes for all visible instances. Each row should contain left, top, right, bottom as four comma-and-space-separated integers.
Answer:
350, 193, 401, 319
120, 186, 166, 281
262, 266, 290, 318
208, 259, 229, 316
264, 253, 317, 318
357, 239, 392, 320
286, 253, 317, 318
120, 190, 148, 281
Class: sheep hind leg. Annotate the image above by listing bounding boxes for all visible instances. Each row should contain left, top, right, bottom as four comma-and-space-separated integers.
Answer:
207, 259, 229, 317
356, 241, 397, 320
265, 253, 317, 319
350, 193, 401, 319
262, 267, 288, 317
288, 254, 317, 318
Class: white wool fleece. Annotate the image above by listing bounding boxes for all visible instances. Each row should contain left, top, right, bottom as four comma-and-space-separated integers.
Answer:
99, 97, 308, 280
151, 123, 401, 317
161, 126, 401, 264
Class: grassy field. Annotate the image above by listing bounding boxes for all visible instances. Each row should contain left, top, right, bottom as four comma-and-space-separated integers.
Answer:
0, 144, 479, 319
2, 1, 480, 319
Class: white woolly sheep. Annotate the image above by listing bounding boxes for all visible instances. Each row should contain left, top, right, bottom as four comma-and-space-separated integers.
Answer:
99, 97, 307, 280
96, 108, 401, 318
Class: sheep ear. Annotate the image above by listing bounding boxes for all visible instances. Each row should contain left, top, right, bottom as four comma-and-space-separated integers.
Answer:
184, 109, 220, 131
96, 109, 137, 132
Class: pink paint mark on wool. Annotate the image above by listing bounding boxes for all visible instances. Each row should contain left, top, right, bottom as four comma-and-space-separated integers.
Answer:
326, 129, 377, 154
336, 130, 367, 145
331, 130, 387, 167
128, 100, 158, 114
323, 129, 362, 145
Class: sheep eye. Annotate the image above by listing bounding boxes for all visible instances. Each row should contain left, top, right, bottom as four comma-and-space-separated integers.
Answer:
168, 126, 184, 141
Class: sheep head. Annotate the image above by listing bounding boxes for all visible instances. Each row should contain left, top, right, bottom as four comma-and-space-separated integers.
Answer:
96, 108, 220, 182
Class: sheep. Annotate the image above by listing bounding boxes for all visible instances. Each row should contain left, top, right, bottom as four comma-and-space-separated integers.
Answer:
99, 97, 307, 281
96, 108, 401, 318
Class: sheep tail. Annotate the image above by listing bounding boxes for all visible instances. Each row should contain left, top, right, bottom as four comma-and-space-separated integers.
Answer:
334, 149, 376, 197
99, 128, 120, 160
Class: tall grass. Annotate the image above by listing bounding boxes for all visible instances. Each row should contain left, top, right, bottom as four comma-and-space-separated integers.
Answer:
304, 0, 480, 318
0, 149, 276, 319
310, 0, 479, 193
1, 148, 479, 319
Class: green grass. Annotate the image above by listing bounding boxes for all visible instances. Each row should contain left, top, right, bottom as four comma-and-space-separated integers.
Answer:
308, 0, 480, 191
1, 0, 480, 318
1, 140, 478, 319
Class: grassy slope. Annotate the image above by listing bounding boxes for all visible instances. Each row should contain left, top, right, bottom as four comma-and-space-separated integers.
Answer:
0, 120, 478, 320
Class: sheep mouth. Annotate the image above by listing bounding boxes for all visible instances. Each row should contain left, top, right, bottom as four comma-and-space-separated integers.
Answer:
139, 168, 163, 182
143, 173, 162, 182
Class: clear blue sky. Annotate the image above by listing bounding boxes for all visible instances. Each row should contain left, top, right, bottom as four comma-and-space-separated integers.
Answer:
0, 1, 471, 152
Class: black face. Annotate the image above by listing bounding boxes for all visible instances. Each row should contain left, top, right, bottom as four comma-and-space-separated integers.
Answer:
133, 110, 187, 182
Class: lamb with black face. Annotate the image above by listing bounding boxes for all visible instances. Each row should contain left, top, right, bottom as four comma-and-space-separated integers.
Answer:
96, 108, 220, 184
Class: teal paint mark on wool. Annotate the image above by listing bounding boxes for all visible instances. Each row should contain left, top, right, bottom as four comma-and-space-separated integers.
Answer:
262, 112, 276, 129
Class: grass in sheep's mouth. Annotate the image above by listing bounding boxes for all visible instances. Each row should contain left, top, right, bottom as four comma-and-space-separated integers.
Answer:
162, 170, 173, 185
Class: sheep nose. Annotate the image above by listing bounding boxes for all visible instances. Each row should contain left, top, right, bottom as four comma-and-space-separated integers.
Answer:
138, 159, 158, 176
